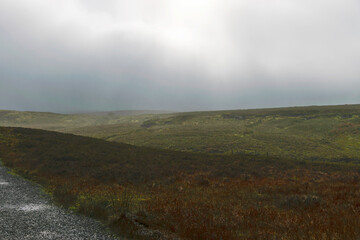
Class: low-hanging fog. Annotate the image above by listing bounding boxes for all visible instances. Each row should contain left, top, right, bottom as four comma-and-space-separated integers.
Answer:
0, 0, 359, 113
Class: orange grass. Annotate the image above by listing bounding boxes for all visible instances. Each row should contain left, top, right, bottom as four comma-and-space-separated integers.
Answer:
37, 170, 360, 239
143, 171, 360, 239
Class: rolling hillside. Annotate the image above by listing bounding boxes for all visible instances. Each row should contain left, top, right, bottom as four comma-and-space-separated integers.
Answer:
70, 104, 360, 162
0, 109, 173, 132
2, 104, 359, 163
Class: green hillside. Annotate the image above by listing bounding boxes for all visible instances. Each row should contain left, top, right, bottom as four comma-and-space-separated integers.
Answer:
0, 109, 172, 131
1, 104, 360, 163
66, 104, 360, 163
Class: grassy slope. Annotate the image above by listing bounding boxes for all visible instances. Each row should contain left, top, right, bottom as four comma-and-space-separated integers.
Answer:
0, 109, 173, 132
1, 127, 360, 239
0, 127, 301, 184
60, 104, 360, 162
1, 105, 360, 163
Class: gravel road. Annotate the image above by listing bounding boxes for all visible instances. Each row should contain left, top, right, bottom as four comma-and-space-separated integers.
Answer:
0, 162, 120, 240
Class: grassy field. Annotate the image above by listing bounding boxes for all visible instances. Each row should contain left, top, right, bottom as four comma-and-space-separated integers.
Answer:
1, 127, 360, 239
0, 109, 173, 131
2, 104, 360, 162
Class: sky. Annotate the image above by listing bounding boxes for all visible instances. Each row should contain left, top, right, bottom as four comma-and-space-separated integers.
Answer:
0, 0, 359, 113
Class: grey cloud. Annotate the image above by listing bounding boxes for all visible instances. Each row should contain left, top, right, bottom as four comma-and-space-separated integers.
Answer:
0, 0, 359, 113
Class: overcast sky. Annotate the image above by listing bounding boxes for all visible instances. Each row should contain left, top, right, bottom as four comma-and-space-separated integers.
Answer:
0, 0, 359, 113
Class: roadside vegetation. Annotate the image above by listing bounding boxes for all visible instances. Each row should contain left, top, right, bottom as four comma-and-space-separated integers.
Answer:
1, 127, 359, 239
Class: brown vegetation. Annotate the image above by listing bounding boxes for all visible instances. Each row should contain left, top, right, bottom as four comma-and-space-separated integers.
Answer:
0, 127, 359, 239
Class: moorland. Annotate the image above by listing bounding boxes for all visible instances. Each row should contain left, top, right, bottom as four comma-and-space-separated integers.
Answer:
1, 104, 360, 162
0, 104, 360, 239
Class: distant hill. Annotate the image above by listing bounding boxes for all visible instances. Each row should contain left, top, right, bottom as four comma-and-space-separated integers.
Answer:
0, 109, 173, 131
76, 110, 174, 116
65, 104, 360, 163
1, 104, 360, 163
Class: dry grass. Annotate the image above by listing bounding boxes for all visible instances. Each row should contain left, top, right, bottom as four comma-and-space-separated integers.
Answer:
42, 170, 360, 239
144, 171, 360, 239
1, 127, 360, 239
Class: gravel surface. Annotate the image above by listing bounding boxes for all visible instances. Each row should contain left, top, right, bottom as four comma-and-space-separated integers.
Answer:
0, 162, 120, 240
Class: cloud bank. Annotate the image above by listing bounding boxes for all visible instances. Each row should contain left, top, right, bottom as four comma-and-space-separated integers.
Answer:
0, 0, 359, 112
